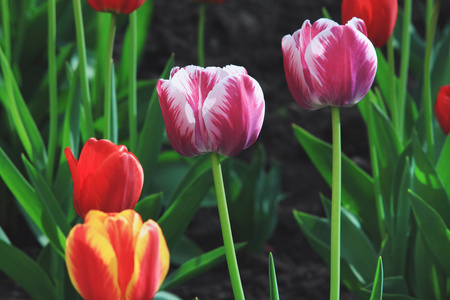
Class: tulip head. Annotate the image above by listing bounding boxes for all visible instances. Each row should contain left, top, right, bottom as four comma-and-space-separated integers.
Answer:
341, 0, 398, 48
65, 210, 170, 300
87, 0, 146, 14
281, 18, 377, 110
435, 85, 450, 135
65, 138, 144, 219
157, 65, 265, 157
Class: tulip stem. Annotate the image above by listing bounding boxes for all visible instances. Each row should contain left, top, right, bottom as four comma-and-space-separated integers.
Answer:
47, 0, 58, 183
210, 153, 245, 300
398, 0, 412, 142
330, 106, 341, 300
1, 0, 11, 62
197, 3, 206, 67
104, 13, 117, 141
128, 11, 138, 152
72, 0, 95, 138
423, 0, 440, 162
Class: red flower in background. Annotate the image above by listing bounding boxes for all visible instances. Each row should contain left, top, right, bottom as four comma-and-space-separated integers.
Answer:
65, 210, 170, 300
87, 0, 146, 14
341, 0, 398, 47
435, 85, 450, 135
65, 138, 144, 219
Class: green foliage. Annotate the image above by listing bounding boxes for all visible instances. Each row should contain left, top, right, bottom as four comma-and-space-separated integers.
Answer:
293, 11, 450, 300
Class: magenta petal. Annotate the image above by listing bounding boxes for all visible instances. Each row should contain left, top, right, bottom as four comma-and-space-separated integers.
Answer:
203, 74, 265, 156
346, 17, 368, 37
304, 25, 377, 107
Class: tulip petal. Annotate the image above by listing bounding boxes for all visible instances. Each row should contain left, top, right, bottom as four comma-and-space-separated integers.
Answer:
203, 74, 265, 156
304, 25, 377, 107
346, 17, 368, 37
65, 147, 83, 217
79, 152, 143, 217
66, 222, 120, 300
103, 211, 143, 295
126, 220, 170, 300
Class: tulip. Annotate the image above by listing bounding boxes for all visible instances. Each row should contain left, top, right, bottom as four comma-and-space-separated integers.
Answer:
87, 0, 146, 14
157, 65, 265, 157
341, 0, 398, 48
435, 85, 450, 135
281, 18, 377, 110
65, 210, 170, 300
65, 138, 144, 219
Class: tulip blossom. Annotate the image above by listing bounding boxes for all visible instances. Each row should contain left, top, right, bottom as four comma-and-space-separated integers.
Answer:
65, 138, 144, 219
341, 0, 398, 48
157, 65, 265, 157
87, 0, 146, 14
281, 18, 377, 110
65, 210, 170, 300
435, 85, 450, 135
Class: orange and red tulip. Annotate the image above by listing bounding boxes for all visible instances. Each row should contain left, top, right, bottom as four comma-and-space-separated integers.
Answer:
65, 138, 144, 219
65, 210, 170, 300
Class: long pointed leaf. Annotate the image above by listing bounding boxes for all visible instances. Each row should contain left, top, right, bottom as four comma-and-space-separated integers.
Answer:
269, 252, 280, 300
369, 257, 384, 300
0, 240, 58, 300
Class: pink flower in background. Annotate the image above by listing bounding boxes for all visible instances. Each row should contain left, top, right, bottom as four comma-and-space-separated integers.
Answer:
281, 18, 377, 110
65, 138, 144, 219
157, 65, 265, 157
435, 85, 450, 135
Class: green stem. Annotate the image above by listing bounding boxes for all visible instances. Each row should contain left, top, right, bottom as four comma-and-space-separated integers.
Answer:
210, 153, 245, 300
387, 37, 398, 135
1, 0, 11, 62
197, 3, 206, 67
104, 13, 117, 141
128, 11, 138, 152
330, 106, 341, 300
46, 0, 57, 183
423, 0, 440, 162
397, 0, 412, 142
72, 0, 95, 138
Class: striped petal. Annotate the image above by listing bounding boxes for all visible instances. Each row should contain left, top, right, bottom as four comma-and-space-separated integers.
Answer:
126, 220, 170, 300
65, 216, 120, 300
203, 74, 265, 156
304, 25, 377, 108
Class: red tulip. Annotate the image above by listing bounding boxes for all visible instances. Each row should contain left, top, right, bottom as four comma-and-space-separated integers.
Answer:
435, 85, 450, 135
65, 138, 144, 219
157, 65, 265, 157
281, 18, 377, 110
341, 0, 398, 48
87, 0, 146, 14
65, 210, 170, 300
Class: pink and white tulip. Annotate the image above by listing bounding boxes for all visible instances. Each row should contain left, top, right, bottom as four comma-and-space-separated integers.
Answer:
157, 65, 265, 157
281, 18, 377, 110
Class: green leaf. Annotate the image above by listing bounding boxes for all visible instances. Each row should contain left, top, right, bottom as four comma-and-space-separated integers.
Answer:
0, 240, 58, 300
369, 257, 384, 300
22, 155, 71, 236
158, 155, 215, 249
160, 243, 245, 290
411, 134, 450, 228
269, 253, 279, 300
293, 124, 379, 241
135, 192, 162, 222
436, 134, 450, 199
137, 54, 174, 192
0, 147, 65, 255
409, 191, 450, 276
169, 236, 203, 266
0, 47, 47, 171
414, 234, 449, 300
154, 291, 182, 300
110, 63, 118, 144
0, 226, 10, 244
